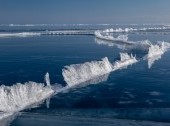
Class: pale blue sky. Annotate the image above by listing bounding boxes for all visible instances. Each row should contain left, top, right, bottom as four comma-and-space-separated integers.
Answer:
0, 0, 169, 24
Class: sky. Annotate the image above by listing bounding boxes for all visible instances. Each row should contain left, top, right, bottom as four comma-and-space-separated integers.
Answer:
0, 0, 170, 24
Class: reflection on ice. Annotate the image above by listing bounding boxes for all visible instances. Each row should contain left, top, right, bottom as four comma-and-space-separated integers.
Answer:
46, 98, 51, 109
11, 109, 170, 126
0, 113, 17, 126
95, 38, 134, 50
80, 73, 109, 85
148, 55, 162, 69
95, 35, 151, 52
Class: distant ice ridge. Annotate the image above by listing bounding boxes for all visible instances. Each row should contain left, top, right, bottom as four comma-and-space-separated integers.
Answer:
44, 30, 93, 35
8, 24, 35, 27
147, 42, 170, 68
94, 31, 152, 47
102, 27, 168, 33
0, 30, 93, 38
0, 81, 54, 112
103, 28, 137, 33
62, 53, 137, 86
95, 28, 154, 51
94, 31, 129, 43
0, 32, 41, 38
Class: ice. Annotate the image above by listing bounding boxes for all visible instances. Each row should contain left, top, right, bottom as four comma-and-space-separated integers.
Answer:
44, 30, 93, 35
102, 27, 168, 33
113, 53, 138, 70
94, 31, 129, 42
0, 113, 17, 126
95, 38, 151, 52
45, 72, 51, 87
63, 53, 137, 86
62, 57, 113, 86
0, 30, 93, 38
147, 42, 170, 68
0, 82, 54, 112
0, 32, 41, 38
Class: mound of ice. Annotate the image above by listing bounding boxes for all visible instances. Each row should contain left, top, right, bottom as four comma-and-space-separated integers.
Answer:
0, 32, 41, 38
147, 44, 163, 59
94, 31, 129, 42
63, 53, 138, 86
113, 53, 138, 70
62, 57, 113, 86
158, 41, 170, 50
147, 42, 170, 68
147, 43, 165, 59
0, 82, 54, 112
95, 31, 113, 40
